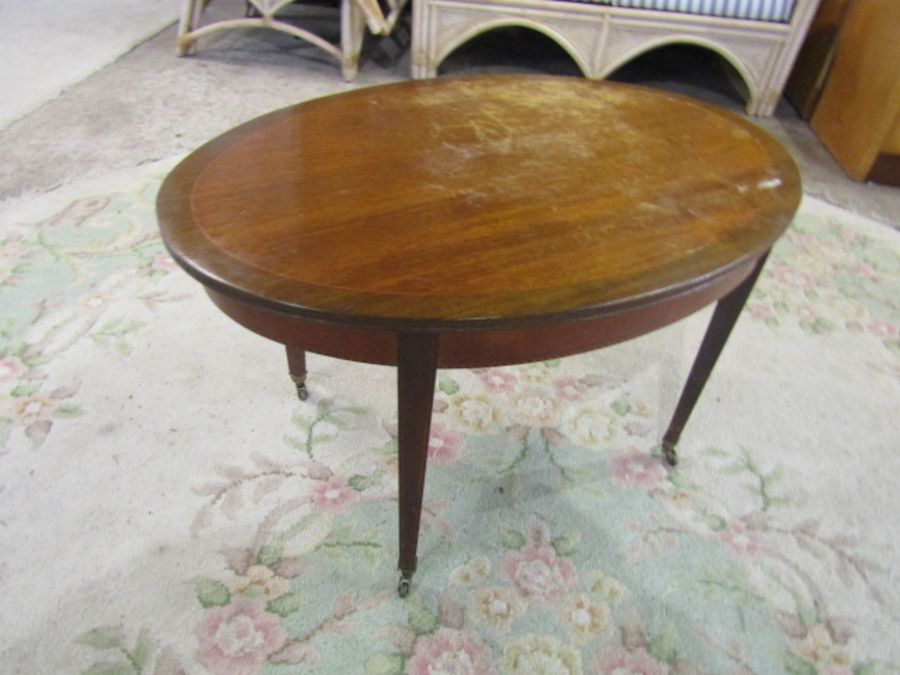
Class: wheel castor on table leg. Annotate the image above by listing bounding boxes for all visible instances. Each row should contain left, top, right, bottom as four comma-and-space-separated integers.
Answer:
286, 347, 308, 401
398, 571, 414, 597
294, 380, 308, 401
661, 441, 678, 467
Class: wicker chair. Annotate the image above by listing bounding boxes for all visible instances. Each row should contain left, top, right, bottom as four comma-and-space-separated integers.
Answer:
177, 0, 407, 80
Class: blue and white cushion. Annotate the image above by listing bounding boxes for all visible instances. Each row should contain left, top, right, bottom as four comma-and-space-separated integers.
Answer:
608, 0, 796, 22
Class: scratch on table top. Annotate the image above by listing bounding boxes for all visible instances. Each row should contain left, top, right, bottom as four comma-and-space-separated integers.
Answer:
757, 178, 783, 190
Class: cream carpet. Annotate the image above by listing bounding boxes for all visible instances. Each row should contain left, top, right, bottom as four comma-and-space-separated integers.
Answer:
0, 158, 898, 674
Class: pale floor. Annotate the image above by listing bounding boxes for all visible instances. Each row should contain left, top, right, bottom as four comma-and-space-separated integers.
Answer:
1, 1, 898, 225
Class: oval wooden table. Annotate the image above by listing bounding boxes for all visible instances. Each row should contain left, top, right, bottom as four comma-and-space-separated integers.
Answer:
157, 75, 801, 596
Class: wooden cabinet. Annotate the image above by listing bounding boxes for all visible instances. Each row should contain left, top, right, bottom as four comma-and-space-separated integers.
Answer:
808, 0, 900, 185
785, 0, 853, 119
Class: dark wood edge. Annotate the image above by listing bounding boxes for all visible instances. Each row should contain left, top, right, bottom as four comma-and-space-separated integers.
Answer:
205, 253, 761, 368
206, 287, 399, 366
865, 152, 900, 187
438, 256, 758, 367
170, 220, 783, 334
156, 75, 801, 331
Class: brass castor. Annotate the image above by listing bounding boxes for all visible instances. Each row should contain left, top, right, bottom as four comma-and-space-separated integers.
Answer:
661, 441, 678, 467
290, 372, 308, 401
398, 572, 413, 597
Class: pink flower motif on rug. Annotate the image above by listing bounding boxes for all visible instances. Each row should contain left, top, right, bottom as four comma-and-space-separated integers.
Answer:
867, 320, 898, 340
509, 388, 559, 427
196, 598, 286, 675
230, 565, 291, 601
503, 542, 576, 602
853, 262, 877, 279
472, 587, 525, 632
428, 423, 465, 465
718, 521, 761, 558
479, 368, 518, 392
748, 301, 775, 320
772, 265, 816, 290
13, 395, 55, 424
612, 450, 668, 490
0, 356, 27, 383
310, 475, 358, 514
406, 627, 496, 675
592, 647, 670, 674
559, 593, 611, 641
553, 377, 589, 401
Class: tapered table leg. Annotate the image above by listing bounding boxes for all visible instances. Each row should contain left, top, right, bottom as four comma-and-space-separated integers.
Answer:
396, 332, 439, 597
661, 253, 770, 466
285, 346, 308, 401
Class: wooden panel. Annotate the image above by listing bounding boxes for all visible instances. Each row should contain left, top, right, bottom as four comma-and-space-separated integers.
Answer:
866, 154, 900, 188
884, 112, 900, 155
205, 257, 755, 369
784, 0, 852, 119
810, 0, 900, 181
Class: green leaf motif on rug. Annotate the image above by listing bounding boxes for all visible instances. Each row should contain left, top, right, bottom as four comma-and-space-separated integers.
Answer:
372, 438, 398, 457
499, 526, 526, 550
10, 382, 41, 398
551, 532, 581, 557
129, 630, 154, 672
647, 622, 681, 666
793, 594, 820, 630
53, 403, 84, 419
256, 543, 283, 567
438, 373, 460, 395
195, 578, 230, 608
285, 401, 366, 459
267, 591, 304, 617
799, 316, 837, 335
89, 318, 144, 355
75, 626, 156, 675
703, 446, 791, 512
255, 513, 334, 568
365, 652, 406, 675
696, 566, 768, 606
318, 521, 383, 567
610, 398, 632, 416
75, 626, 126, 650
349, 472, 382, 491
782, 649, 818, 675
406, 593, 440, 636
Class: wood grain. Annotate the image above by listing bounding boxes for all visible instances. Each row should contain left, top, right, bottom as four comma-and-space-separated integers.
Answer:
157, 76, 801, 331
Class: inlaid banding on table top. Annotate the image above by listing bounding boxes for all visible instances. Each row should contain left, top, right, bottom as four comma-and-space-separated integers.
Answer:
159, 76, 800, 324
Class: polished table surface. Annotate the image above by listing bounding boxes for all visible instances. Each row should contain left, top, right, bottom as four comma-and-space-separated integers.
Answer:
157, 75, 801, 594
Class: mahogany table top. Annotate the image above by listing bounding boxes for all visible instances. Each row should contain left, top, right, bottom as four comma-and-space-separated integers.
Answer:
157, 76, 801, 331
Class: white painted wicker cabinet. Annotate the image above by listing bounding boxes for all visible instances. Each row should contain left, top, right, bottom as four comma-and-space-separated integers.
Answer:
412, 0, 821, 115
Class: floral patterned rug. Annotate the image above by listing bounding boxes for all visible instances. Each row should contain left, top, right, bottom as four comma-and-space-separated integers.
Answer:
1, 161, 898, 675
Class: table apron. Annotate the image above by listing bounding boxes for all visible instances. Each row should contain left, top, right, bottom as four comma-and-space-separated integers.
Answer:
205, 255, 759, 369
